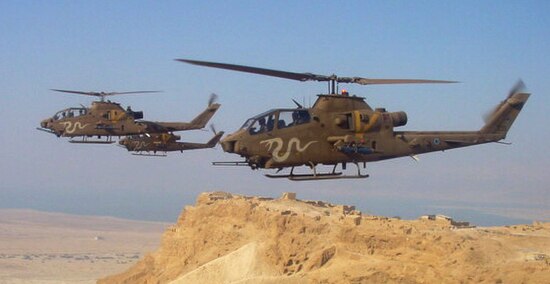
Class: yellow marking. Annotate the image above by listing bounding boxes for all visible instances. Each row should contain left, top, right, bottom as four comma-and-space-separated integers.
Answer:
109, 110, 126, 122
354, 111, 379, 134
354, 111, 362, 133
353, 111, 363, 139
161, 133, 170, 143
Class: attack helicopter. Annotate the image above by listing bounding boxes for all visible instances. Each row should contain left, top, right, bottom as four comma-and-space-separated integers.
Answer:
119, 125, 225, 156
178, 59, 530, 181
38, 89, 220, 143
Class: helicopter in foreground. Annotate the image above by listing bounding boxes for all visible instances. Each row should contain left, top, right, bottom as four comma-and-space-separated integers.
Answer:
178, 59, 530, 181
38, 89, 220, 144
119, 125, 225, 156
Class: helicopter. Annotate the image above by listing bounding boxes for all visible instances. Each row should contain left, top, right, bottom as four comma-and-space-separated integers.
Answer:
119, 125, 225, 157
178, 59, 530, 181
38, 90, 220, 144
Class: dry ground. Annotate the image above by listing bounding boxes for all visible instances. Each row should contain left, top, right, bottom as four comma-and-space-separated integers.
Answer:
0, 209, 167, 283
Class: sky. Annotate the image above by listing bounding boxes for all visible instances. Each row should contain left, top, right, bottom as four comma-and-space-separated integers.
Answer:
0, 1, 548, 226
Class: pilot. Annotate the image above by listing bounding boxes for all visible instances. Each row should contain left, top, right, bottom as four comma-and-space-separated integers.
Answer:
292, 111, 307, 125
250, 117, 266, 134
292, 111, 299, 125
258, 117, 267, 133
266, 115, 274, 131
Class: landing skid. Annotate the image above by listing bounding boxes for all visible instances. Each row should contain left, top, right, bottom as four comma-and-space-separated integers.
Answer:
69, 140, 115, 144
131, 153, 167, 157
212, 161, 251, 166
265, 163, 369, 181
290, 173, 368, 181
69, 136, 115, 144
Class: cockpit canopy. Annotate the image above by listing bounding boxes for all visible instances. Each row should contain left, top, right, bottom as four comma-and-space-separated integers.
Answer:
52, 107, 87, 120
241, 109, 311, 135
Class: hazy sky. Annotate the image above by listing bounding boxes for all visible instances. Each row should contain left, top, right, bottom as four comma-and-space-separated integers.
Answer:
1, 1, 548, 226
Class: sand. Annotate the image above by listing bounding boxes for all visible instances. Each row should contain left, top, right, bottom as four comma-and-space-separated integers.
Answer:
0, 209, 167, 283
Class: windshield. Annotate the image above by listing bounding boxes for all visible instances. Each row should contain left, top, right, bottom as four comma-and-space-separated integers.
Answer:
240, 118, 255, 130
241, 109, 311, 135
53, 107, 87, 120
248, 113, 276, 135
239, 110, 276, 130
277, 110, 310, 129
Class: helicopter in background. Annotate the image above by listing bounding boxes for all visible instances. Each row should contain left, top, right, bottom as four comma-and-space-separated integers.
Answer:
178, 59, 530, 181
38, 89, 220, 144
119, 125, 225, 157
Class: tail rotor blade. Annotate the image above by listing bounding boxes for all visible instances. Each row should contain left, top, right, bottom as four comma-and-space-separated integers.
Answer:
507, 80, 526, 98
210, 124, 217, 135
209, 93, 218, 106
484, 80, 527, 123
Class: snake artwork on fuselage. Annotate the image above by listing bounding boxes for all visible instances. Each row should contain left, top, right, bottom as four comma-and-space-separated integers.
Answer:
260, 137, 318, 163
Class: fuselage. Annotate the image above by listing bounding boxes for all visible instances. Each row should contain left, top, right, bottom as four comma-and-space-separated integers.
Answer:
221, 92, 525, 169
39, 101, 147, 137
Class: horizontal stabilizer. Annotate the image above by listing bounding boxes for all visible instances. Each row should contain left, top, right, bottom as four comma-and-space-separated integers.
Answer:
444, 139, 477, 145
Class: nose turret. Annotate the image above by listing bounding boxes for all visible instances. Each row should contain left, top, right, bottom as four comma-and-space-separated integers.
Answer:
40, 119, 50, 129
220, 128, 250, 154
118, 139, 132, 151
221, 138, 236, 153
38, 118, 60, 136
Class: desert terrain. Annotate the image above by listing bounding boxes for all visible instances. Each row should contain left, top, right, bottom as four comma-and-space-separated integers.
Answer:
101, 192, 550, 283
0, 209, 167, 283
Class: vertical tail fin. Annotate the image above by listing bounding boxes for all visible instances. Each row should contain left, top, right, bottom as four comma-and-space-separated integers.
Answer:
189, 103, 220, 129
480, 81, 530, 137
207, 131, 225, 147
189, 94, 221, 129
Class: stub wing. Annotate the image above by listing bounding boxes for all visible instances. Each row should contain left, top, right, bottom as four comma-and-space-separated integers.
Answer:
120, 131, 224, 154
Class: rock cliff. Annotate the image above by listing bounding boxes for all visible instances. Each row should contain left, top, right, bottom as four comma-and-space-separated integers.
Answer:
99, 192, 550, 283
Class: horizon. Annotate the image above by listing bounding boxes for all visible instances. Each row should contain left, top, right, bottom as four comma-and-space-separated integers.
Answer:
0, 188, 542, 227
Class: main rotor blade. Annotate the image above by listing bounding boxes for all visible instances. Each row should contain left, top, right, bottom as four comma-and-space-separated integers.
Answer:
176, 58, 457, 86
51, 89, 100, 96
108, 91, 161, 96
350, 78, 458, 85
51, 89, 161, 97
176, 58, 328, 82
